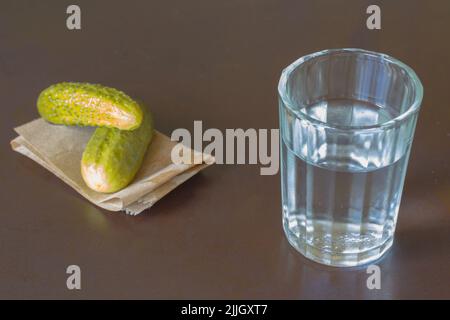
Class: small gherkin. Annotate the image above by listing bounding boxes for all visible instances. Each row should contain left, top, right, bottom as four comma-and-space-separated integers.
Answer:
37, 82, 143, 130
81, 106, 154, 193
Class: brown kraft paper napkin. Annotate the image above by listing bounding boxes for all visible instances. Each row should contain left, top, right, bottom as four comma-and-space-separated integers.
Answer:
10, 118, 214, 215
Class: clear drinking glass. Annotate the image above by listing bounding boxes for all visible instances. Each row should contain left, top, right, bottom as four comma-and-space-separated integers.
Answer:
278, 49, 423, 267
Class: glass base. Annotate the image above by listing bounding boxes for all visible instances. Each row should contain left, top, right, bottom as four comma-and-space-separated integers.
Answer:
283, 219, 394, 267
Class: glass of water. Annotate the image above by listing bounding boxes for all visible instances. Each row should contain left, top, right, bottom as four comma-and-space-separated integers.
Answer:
278, 49, 423, 267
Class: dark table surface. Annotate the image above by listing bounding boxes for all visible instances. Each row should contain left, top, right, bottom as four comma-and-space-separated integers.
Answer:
1, 0, 449, 299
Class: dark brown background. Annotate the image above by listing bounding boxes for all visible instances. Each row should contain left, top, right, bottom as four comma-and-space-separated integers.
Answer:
0, 0, 449, 299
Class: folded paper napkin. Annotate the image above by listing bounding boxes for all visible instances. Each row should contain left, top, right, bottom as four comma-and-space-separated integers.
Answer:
11, 118, 214, 215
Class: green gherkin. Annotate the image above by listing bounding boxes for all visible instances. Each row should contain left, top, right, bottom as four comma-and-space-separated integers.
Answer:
37, 82, 143, 130
81, 107, 154, 193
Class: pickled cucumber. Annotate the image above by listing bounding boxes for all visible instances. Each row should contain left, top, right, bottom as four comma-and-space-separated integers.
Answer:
81, 107, 153, 193
37, 82, 143, 130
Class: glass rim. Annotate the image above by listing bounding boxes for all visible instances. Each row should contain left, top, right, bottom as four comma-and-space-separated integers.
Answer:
278, 48, 424, 131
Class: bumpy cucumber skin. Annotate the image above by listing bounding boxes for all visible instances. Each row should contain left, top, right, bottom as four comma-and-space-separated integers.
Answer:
37, 82, 143, 130
81, 107, 153, 193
